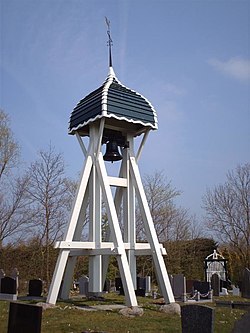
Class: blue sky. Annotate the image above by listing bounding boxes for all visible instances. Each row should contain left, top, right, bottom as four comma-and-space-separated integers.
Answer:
1, 0, 249, 220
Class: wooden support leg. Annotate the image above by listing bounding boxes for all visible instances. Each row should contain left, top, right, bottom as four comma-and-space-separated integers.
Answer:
46, 250, 70, 304
96, 153, 138, 307
129, 156, 175, 304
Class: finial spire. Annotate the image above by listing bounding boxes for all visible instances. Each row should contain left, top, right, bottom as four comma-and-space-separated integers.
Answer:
105, 17, 113, 67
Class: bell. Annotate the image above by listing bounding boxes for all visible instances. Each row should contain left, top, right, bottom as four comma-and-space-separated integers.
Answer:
103, 140, 122, 162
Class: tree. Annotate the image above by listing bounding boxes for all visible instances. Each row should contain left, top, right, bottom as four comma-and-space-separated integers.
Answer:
164, 238, 217, 279
27, 145, 72, 285
203, 163, 250, 271
0, 110, 31, 246
0, 110, 19, 180
136, 170, 192, 242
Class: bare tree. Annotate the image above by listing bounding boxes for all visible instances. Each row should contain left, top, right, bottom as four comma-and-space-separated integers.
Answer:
136, 170, 192, 242
0, 110, 19, 180
27, 145, 72, 284
203, 163, 250, 268
0, 110, 31, 246
0, 174, 31, 245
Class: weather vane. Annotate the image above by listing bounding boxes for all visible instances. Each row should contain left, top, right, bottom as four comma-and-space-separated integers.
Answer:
105, 17, 113, 67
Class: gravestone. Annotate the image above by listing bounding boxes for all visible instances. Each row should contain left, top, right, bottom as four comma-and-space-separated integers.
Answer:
137, 276, 146, 290
103, 279, 111, 293
232, 285, 240, 296
7, 302, 42, 333
28, 279, 43, 297
211, 273, 220, 296
0, 276, 17, 301
0, 269, 5, 291
1, 276, 17, 294
193, 281, 210, 295
172, 274, 186, 302
181, 304, 214, 333
241, 268, 250, 299
231, 310, 250, 333
79, 276, 89, 296
115, 277, 124, 295
145, 276, 151, 294
220, 287, 228, 296
136, 276, 146, 296
186, 280, 194, 294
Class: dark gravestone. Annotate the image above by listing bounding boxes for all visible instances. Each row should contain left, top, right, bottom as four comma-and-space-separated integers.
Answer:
231, 311, 250, 333
135, 288, 145, 297
103, 279, 111, 292
186, 280, 194, 294
136, 277, 146, 296
115, 277, 124, 295
241, 268, 250, 299
28, 279, 43, 297
1, 277, 16, 294
137, 277, 146, 290
193, 281, 210, 295
0, 269, 5, 291
173, 274, 186, 301
211, 273, 220, 296
181, 305, 214, 333
7, 302, 42, 333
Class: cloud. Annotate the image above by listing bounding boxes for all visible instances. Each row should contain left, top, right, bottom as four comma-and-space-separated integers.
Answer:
162, 83, 187, 96
208, 57, 250, 82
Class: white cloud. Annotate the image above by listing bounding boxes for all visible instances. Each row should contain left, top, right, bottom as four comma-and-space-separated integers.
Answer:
162, 83, 187, 96
208, 57, 250, 82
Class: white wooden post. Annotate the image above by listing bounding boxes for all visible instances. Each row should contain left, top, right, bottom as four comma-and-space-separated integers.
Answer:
96, 152, 138, 307
46, 143, 93, 305
88, 126, 102, 294
129, 152, 175, 304
123, 135, 137, 288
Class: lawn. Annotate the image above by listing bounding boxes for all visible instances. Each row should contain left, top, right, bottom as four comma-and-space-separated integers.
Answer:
0, 294, 248, 333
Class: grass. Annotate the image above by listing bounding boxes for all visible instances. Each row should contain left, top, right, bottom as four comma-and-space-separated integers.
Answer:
0, 293, 249, 333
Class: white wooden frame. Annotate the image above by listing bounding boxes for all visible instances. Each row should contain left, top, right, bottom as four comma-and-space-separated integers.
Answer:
46, 121, 174, 306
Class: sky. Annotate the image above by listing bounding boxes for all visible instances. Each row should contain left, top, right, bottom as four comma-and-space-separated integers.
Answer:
0, 0, 249, 221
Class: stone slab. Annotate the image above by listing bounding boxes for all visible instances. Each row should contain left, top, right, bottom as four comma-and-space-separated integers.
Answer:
0, 293, 17, 301
231, 311, 250, 333
181, 304, 214, 333
7, 302, 42, 333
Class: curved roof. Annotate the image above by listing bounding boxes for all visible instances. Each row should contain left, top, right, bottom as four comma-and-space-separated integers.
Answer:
68, 67, 158, 136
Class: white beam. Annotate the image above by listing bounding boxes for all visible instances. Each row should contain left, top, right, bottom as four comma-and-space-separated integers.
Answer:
108, 176, 127, 187
96, 152, 138, 307
129, 155, 175, 304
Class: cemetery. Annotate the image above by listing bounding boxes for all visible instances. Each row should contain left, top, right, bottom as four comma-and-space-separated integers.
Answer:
1, 9, 249, 333
0, 260, 250, 332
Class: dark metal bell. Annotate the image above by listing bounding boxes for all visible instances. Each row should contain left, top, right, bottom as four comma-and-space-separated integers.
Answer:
103, 140, 122, 162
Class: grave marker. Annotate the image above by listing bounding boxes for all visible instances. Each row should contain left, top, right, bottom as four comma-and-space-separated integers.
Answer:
79, 276, 89, 296
0, 269, 5, 291
181, 304, 214, 333
231, 311, 250, 333
172, 274, 186, 302
7, 302, 42, 333
211, 273, 220, 296
145, 276, 151, 294
28, 279, 43, 297
241, 268, 250, 299
1, 276, 17, 294
232, 285, 240, 296
193, 281, 210, 295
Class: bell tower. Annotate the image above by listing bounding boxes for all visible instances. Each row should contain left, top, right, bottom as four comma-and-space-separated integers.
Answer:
46, 20, 174, 307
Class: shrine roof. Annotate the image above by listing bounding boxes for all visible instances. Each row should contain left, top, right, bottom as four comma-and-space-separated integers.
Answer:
68, 67, 158, 136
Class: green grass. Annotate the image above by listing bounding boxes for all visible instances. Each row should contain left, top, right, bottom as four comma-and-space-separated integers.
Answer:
0, 294, 248, 333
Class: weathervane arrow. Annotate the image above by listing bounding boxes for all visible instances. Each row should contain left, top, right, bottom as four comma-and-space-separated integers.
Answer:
105, 17, 113, 67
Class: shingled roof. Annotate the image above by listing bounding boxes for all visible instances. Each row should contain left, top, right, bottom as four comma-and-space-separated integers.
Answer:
68, 67, 158, 137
